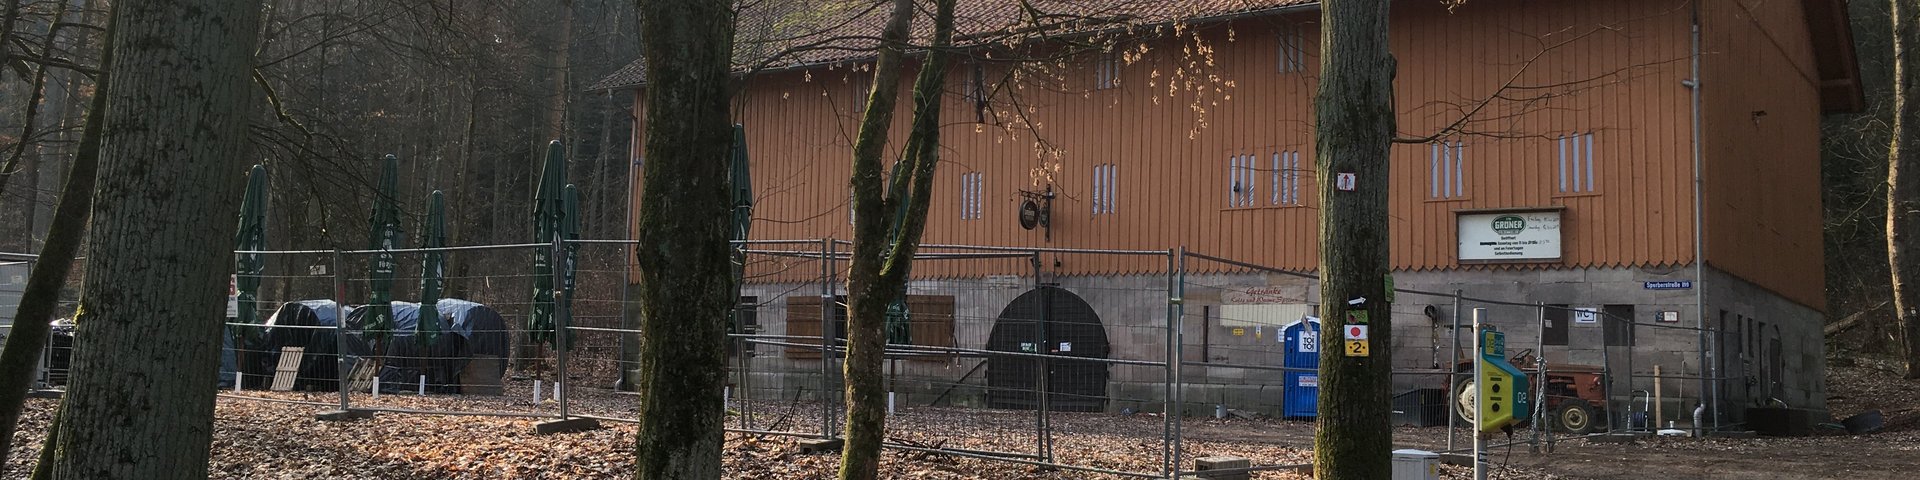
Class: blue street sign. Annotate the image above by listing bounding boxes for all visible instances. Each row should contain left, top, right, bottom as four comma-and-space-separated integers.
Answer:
1644, 281, 1693, 290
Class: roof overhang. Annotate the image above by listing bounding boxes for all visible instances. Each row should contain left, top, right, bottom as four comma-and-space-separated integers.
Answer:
1803, 0, 1865, 114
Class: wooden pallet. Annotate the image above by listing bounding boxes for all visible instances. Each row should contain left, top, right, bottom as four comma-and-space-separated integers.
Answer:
346, 358, 379, 393
270, 347, 304, 391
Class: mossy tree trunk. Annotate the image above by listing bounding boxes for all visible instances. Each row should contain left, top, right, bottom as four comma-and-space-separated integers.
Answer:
1312, 0, 1397, 478
44, 0, 263, 477
0, 7, 111, 467
1889, 0, 1920, 379
839, 0, 958, 478
629, 0, 736, 478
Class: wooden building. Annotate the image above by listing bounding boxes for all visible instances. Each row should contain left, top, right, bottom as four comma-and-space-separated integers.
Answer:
599, 0, 1860, 422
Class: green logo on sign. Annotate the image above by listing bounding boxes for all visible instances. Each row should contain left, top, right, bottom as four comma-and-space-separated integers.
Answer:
1491, 215, 1526, 236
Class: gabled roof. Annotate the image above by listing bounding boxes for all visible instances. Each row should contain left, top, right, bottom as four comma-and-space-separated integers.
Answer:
593, 0, 1866, 115
589, 0, 1317, 91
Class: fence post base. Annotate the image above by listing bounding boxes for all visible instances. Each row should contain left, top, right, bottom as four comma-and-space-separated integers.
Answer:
533, 417, 601, 435
796, 438, 844, 455
315, 409, 375, 421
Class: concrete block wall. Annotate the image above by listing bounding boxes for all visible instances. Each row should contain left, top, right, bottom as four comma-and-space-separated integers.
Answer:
728, 263, 1823, 420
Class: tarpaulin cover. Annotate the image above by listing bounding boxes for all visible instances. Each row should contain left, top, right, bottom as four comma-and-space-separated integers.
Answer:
345, 299, 510, 394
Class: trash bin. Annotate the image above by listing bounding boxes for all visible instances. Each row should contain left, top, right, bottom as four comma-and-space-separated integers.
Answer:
1391, 449, 1439, 480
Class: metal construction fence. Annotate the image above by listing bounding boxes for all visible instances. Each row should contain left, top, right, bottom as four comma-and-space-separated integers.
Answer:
6, 240, 1750, 478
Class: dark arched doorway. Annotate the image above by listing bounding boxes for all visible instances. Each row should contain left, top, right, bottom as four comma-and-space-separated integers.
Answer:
986, 286, 1110, 412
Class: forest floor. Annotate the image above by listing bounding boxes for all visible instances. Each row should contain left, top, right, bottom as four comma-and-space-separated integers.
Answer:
5, 360, 1918, 479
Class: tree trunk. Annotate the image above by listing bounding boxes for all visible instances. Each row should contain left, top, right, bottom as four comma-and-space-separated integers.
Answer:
1312, 0, 1397, 478
838, 1, 914, 476
0, 0, 22, 79
1892, 0, 1920, 380
44, 0, 262, 478
0, 8, 111, 467
630, 0, 735, 478
839, 1, 957, 478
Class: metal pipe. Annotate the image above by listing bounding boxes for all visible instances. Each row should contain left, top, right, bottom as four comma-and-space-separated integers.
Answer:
1471, 307, 1487, 480
820, 238, 835, 439
1533, 302, 1547, 452
1171, 247, 1188, 477
919, 243, 1170, 255
333, 250, 349, 411
1447, 290, 1462, 454
740, 339, 1172, 366
1601, 319, 1615, 434
552, 235, 571, 419
1161, 249, 1177, 478
1685, 0, 1715, 432
1036, 253, 1052, 462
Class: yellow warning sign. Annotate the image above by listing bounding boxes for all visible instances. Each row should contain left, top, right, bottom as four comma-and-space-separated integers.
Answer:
1344, 339, 1370, 357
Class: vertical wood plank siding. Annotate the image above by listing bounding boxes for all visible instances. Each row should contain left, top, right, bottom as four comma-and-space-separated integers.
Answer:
1700, 0, 1827, 309
625, 0, 1825, 310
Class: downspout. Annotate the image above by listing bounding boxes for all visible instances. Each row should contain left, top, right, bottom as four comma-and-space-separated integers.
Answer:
1684, 0, 1714, 432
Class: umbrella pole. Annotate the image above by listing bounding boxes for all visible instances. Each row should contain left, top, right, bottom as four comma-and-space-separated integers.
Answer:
552, 235, 570, 420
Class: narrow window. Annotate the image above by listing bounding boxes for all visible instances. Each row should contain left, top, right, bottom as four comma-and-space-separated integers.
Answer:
852, 72, 872, 113
965, 63, 988, 123
1277, 23, 1306, 73
1093, 164, 1117, 215
1095, 51, 1120, 90
1428, 141, 1465, 199
1228, 154, 1257, 207
959, 172, 984, 220
1557, 132, 1597, 193
1270, 152, 1282, 206
1282, 150, 1297, 205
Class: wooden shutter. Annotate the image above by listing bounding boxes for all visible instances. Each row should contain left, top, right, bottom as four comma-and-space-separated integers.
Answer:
785, 295, 823, 359
906, 295, 955, 361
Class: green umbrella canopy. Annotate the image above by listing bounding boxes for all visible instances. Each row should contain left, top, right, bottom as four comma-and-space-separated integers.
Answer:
234, 164, 268, 343
364, 154, 403, 346
416, 190, 446, 346
530, 141, 566, 347
729, 125, 753, 337
730, 124, 753, 243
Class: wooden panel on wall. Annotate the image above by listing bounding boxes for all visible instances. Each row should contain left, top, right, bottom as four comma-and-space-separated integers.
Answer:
785, 295, 823, 359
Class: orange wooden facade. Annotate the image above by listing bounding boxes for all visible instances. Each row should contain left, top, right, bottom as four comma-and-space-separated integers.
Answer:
627, 0, 1851, 311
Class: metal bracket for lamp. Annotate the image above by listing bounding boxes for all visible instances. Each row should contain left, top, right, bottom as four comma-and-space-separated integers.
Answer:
1018, 186, 1054, 242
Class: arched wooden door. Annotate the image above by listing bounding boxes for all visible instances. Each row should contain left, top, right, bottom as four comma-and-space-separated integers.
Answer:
985, 286, 1110, 412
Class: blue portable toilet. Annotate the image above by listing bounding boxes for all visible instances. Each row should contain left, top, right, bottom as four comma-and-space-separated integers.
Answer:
1281, 316, 1322, 419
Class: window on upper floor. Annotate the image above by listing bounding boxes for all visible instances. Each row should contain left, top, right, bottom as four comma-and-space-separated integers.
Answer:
1095, 51, 1120, 90
851, 71, 873, 113
964, 63, 989, 122
1092, 163, 1117, 215
959, 172, 984, 220
1428, 140, 1466, 200
1274, 150, 1303, 206
1557, 132, 1597, 194
1229, 153, 1258, 208
1228, 150, 1304, 208
1277, 23, 1306, 73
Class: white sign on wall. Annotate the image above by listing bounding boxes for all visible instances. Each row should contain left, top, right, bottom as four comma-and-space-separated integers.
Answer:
1457, 210, 1562, 262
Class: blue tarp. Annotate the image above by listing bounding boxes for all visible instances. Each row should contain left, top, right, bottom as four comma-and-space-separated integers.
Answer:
345, 299, 510, 394
238, 300, 357, 391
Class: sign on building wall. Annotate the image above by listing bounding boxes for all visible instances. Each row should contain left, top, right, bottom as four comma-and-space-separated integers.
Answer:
1457, 210, 1562, 262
